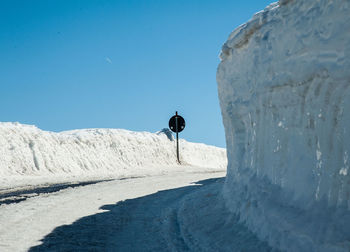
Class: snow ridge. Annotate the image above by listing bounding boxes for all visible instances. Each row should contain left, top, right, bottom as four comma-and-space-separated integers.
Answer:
0, 122, 226, 185
217, 0, 350, 251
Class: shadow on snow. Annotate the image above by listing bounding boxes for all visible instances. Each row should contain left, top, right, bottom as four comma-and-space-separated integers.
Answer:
29, 177, 273, 252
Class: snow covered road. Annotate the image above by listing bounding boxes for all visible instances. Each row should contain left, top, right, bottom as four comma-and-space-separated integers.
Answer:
0, 171, 224, 251
0, 170, 273, 252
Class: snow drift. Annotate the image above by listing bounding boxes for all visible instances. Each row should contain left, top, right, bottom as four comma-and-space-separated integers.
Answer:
0, 122, 226, 187
217, 0, 350, 251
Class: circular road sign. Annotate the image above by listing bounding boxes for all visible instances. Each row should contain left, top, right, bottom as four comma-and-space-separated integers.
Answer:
169, 114, 185, 133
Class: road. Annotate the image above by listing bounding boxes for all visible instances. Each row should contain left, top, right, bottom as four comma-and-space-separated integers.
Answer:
0, 170, 273, 252
0, 171, 225, 251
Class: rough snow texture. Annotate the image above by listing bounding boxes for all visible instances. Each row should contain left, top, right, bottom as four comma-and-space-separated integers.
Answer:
0, 122, 226, 187
217, 0, 350, 251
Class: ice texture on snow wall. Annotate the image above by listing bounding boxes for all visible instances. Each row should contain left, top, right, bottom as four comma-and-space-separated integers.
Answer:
217, 0, 350, 251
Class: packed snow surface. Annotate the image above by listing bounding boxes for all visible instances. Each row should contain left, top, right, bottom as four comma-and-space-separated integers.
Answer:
217, 0, 350, 251
0, 122, 226, 189
0, 173, 227, 252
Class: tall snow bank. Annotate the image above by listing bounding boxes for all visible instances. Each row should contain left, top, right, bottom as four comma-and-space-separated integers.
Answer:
217, 0, 350, 251
0, 122, 226, 179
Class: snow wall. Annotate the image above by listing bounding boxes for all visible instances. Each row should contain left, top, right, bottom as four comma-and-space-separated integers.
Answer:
0, 122, 226, 178
217, 0, 350, 251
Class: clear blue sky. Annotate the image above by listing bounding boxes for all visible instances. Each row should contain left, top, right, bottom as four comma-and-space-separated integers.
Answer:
0, 0, 273, 148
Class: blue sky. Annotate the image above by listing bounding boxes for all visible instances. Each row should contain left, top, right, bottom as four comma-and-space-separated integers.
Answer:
0, 0, 273, 148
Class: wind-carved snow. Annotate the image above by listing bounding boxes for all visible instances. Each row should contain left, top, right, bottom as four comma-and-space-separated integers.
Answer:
217, 0, 350, 251
0, 123, 226, 188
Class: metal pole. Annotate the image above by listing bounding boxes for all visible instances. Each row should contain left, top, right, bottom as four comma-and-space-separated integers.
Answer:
175, 111, 180, 164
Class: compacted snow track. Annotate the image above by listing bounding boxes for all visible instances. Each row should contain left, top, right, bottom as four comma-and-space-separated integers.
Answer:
0, 171, 271, 252
0, 172, 218, 251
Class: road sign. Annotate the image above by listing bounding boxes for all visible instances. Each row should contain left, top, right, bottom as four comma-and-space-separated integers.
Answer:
169, 114, 185, 133
168, 112, 185, 164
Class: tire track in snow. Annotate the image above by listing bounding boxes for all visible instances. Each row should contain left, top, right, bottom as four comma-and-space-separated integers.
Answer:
0, 179, 113, 206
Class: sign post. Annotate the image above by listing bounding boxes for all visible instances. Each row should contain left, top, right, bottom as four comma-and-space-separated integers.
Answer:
168, 111, 185, 164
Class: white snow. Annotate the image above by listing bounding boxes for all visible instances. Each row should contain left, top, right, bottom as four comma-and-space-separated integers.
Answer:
0, 172, 225, 251
0, 122, 226, 189
217, 0, 350, 251
0, 122, 229, 251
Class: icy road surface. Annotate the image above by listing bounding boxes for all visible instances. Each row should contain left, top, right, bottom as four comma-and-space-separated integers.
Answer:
0, 170, 271, 252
